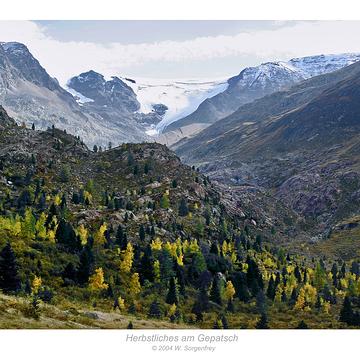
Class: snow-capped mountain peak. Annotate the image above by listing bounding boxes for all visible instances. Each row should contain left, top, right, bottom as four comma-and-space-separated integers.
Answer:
289, 53, 360, 78
231, 61, 306, 89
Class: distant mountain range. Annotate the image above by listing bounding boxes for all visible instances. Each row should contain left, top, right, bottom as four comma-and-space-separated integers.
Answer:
162, 54, 360, 141
2, 41, 360, 150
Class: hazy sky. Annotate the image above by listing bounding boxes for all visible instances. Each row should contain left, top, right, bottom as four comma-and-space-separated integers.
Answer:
1, 20, 360, 85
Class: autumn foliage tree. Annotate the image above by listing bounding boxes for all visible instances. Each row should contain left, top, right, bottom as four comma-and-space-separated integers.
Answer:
88, 268, 108, 293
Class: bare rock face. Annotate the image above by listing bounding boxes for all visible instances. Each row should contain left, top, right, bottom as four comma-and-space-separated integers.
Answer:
68, 71, 140, 112
0, 105, 15, 128
0, 42, 150, 148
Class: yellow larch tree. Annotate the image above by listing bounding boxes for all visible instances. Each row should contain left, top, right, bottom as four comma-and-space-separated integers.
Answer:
224, 280, 236, 301
88, 267, 108, 292
120, 242, 134, 274
94, 223, 107, 246
32, 276, 42, 294
128, 273, 141, 298
77, 224, 88, 245
35, 212, 47, 240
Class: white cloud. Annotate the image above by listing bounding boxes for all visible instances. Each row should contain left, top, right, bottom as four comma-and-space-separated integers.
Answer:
1, 20, 360, 85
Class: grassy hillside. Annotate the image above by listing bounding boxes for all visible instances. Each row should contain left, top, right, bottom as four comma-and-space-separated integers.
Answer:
1, 107, 360, 329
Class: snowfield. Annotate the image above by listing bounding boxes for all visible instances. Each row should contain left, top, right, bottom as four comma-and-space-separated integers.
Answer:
122, 77, 228, 134
65, 86, 94, 105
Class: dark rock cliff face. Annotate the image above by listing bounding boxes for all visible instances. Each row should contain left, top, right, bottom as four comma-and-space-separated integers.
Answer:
68, 71, 140, 112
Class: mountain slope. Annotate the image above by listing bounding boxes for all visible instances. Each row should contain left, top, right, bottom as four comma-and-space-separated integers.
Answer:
1, 106, 359, 329
176, 61, 360, 234
0, 42, 149, 147
164, 53, 360, 135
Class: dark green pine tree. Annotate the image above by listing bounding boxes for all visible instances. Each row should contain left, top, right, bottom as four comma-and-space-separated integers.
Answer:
175, 263, 186, 296
62, 262, 77, 285
166, 277, 179, 305
246, 256, 264, 296
266, 276, 276, 300
0, 243, 21, 293
255, 312, 270, 329
289, 288, 298, 306
139, 245, 154, 284
296, 320, 309, 329
256, 290, 267, 313
116, 225, 128, 250
210, 277, 222, 306
148, 300, 162, 318
127, 321, 134, 329
55, 219, 81, 252
294, 266, 302, 283
139, 225, 146, 242
77, 245, 94, 285
340, 296, 355, 325
340, 263, 346, 278
351, 261, 360, 276
178, 198, 189, 217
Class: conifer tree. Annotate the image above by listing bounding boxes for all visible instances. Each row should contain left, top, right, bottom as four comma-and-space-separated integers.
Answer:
62, 262, 77, 285
148, 300, 162, 318
255, 289, 266, 312
224, 280, 236, 302
160, 194, 170, 209
340, 296, 355, 325
88, 268, 108, 292
127, 321, 134, 329
255, 312, 269, 329
78, 245, 94, 285
0, 243, 21, 293
178, 198, 189, 217
116, 225, 128, 250
128, 273, 141, 298
55, 219, 81, 252
266, 276, 276, 300
296, 320, 309, 329
139, 245, 154, 284
210, 277, 222, 305
166, 277, 179, 305
139, 225, 145, 242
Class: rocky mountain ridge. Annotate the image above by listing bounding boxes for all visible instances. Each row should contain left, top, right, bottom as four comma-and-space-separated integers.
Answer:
163, 53, 360, 137
0, 42, 153, 147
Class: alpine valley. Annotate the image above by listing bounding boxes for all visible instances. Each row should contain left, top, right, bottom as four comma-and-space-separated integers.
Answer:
1, 40, 360, 330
